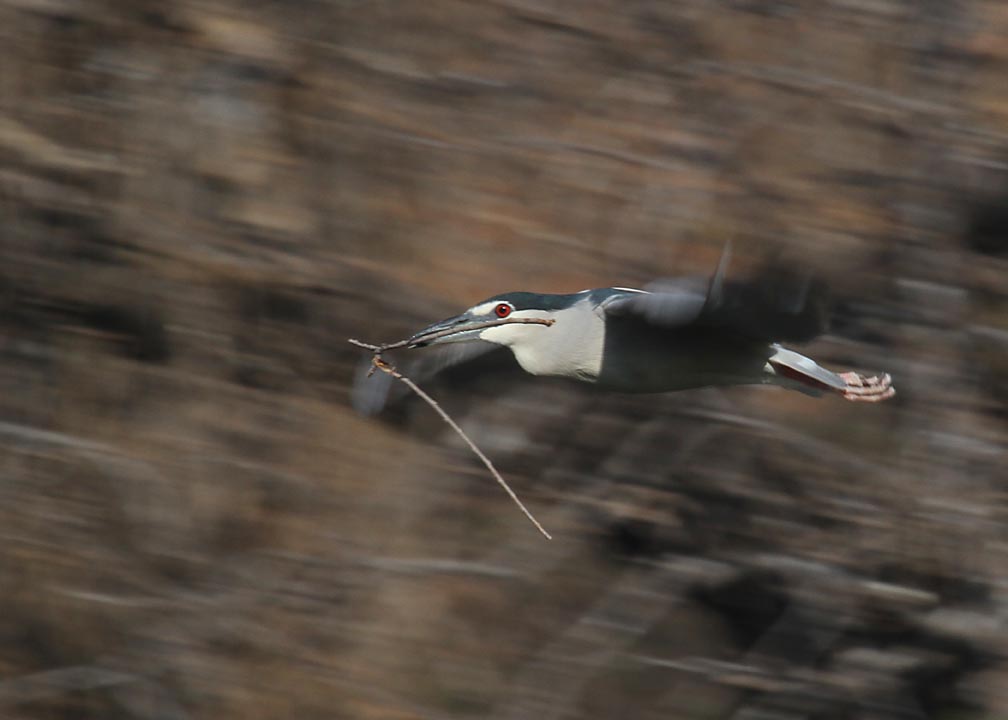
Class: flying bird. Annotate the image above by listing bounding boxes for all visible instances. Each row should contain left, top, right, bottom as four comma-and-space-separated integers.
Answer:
353, 248, 894, 414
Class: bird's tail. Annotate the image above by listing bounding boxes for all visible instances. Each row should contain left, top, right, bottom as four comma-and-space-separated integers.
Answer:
766, 346, 895, 402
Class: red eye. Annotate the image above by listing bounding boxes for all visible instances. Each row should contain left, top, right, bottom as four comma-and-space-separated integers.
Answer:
494, 303, 512, 318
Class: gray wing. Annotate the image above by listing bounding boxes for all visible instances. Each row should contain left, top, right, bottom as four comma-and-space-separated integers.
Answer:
602, 244, 828, 343
600, 241, 730, 329
600, 279, 709, 328
351, 340, 508, 416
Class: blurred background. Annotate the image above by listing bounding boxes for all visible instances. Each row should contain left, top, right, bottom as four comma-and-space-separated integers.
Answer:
2, 1, 1007, 718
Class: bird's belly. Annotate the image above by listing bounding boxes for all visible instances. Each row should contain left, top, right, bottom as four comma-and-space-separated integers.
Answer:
595, 331, 772, 393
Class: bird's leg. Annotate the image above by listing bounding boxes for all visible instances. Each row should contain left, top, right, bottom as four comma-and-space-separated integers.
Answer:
837, 371, 895, 403
766, 347, 895, 402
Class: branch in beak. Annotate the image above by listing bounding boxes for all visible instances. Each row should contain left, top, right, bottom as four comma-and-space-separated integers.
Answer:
406, 317, 554, 349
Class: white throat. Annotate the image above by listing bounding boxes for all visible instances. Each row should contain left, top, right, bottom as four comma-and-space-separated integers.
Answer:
480, 302, 604, 381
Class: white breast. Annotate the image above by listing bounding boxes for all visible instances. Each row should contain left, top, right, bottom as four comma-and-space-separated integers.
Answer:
508, 301, 604, 381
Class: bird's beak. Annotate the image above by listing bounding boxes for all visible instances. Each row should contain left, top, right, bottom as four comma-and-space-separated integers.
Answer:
407, 313, 482, 348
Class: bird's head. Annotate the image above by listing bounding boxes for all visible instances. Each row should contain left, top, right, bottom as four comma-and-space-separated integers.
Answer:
407, 292, 574, 349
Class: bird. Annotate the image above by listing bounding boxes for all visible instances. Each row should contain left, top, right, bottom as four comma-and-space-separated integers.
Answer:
352, 247, 894, 413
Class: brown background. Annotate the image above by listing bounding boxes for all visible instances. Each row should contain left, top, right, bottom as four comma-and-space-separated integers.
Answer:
2, 1, 1008, 718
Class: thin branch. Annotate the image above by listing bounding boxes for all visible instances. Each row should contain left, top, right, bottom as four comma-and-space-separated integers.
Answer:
350, 316, 554, 354
348, 328, 553, 540
0, 665, 138, 707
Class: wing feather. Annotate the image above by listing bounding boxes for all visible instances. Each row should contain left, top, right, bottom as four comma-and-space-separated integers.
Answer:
602, 248, 828, 343
351, 341, 510, 416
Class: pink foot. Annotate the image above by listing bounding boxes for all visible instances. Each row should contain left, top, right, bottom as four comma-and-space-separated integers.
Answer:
838, 372, 895, 402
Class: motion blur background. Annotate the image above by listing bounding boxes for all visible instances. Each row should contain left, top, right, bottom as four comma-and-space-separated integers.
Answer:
2, 1, 1007, 718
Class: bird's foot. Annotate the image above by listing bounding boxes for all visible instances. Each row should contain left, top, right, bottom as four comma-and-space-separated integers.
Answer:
838, 372, 895, 402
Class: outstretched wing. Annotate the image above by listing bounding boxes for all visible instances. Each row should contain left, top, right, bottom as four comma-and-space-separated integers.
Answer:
703, 268, 829, 342
351, 341, 513, 416
602, 244, 828, 343
600, 278, 709, 328
600, 242, 730, 329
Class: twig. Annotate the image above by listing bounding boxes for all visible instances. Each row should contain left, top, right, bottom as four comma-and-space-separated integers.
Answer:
352, 316, 554, 354
348, 327, 553, 540
0, 665, 138, 707
374, 356, 551, 539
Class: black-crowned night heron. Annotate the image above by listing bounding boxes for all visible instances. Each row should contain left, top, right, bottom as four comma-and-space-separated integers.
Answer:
354, 249, 894, 413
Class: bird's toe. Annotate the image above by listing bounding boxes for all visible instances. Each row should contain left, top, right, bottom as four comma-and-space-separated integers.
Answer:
840, 371, 895, 402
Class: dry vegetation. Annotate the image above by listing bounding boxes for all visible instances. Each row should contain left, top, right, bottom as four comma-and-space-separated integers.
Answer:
2, 0, 1008, 718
